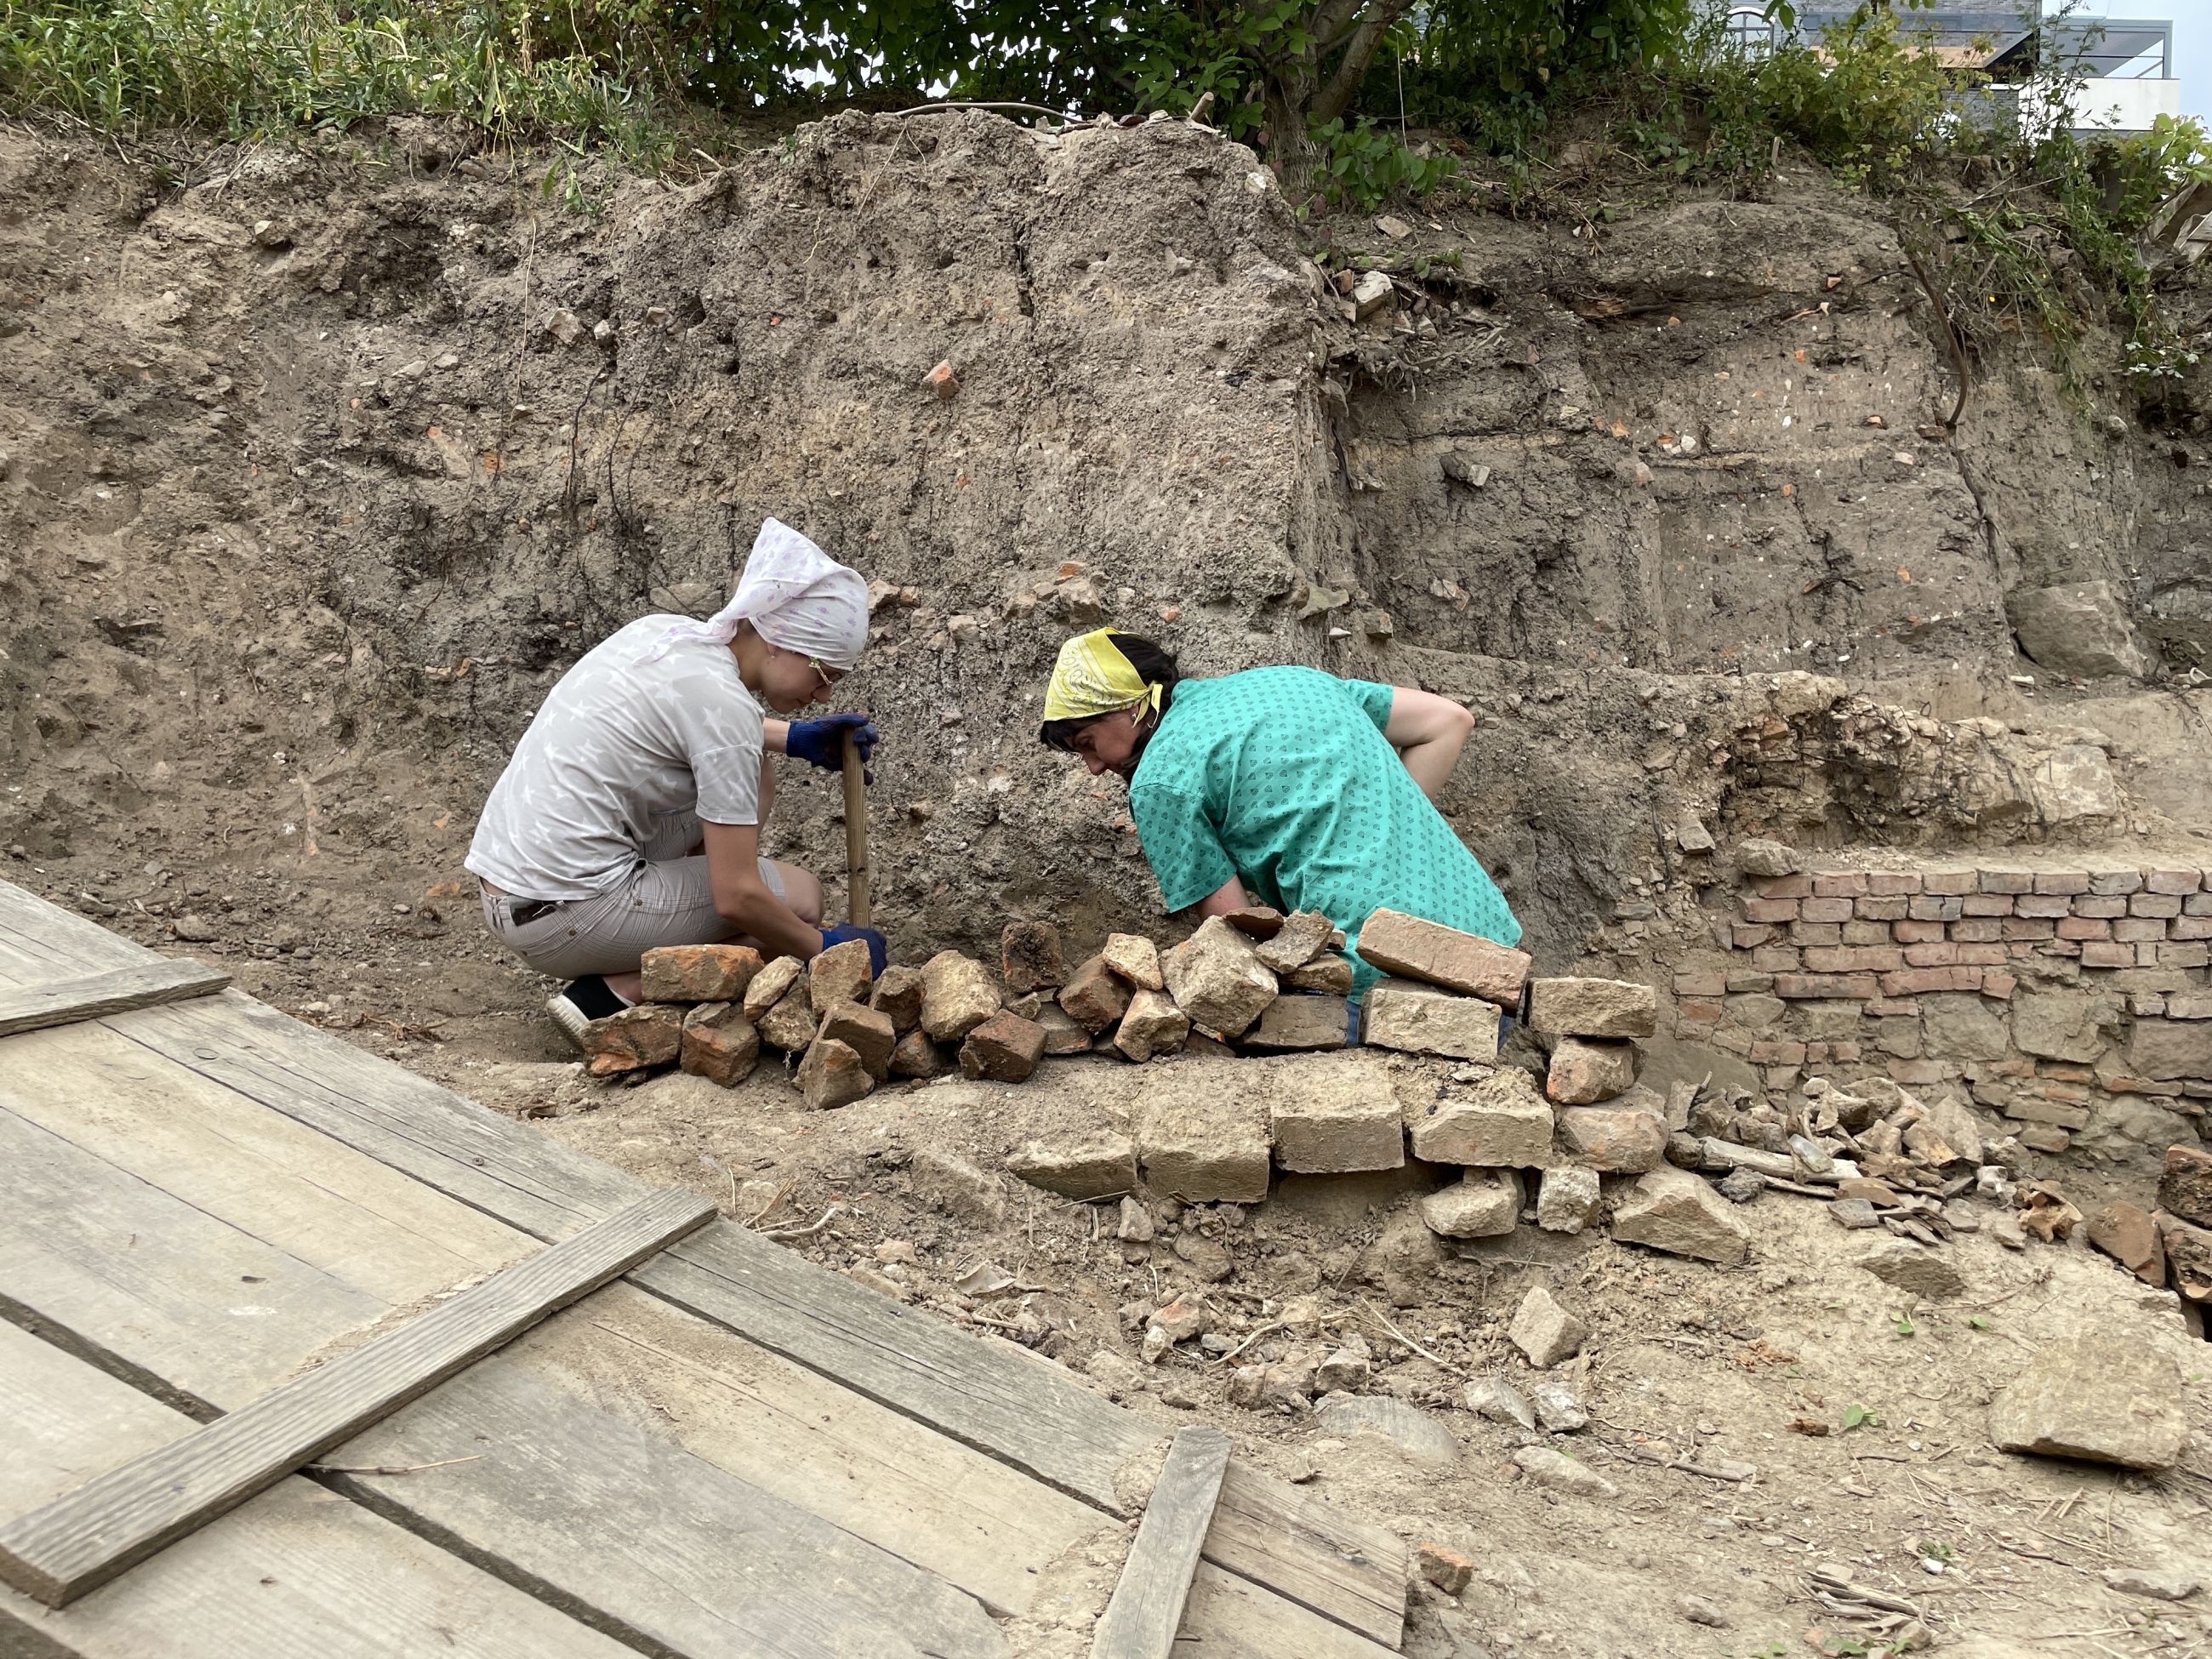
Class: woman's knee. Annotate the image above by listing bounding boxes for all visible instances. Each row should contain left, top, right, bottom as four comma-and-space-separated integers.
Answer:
776, 862, 824, 925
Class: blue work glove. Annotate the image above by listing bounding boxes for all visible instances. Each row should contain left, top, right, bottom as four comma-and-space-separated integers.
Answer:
786, 714, 879, 782
818, 924, 888, 978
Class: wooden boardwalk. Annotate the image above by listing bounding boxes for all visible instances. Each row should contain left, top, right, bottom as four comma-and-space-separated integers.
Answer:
0, 878, 1407, 1657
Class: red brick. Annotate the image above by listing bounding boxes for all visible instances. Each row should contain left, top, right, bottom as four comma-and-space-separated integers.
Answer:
1791, 921, 1844, 947
1751, 1039, 1808, 1064
1957, 944, 2010, 966
1711, 1026, 1754, 1056
1983, 972, 2017, 998
2039, 939, 2083, 958
1774, 972, 1878, 1000
2057, 915, 2112, 940
1814, 871, 1870, 898
2003, 916, 2057, 940
1865, 871, 1923, 896
1805, 945, 1903, 972
1673, 972, 1728, 996
1679, 997, 1725, 1025
2032, 870, 2090, 895
1909, 895, 1964, 921
2087, 866, 2144, 896
1754, 873, 1815, 899
2175, 916, 2212, 941
1923, 869, 1978, 896
2162, 942, 2211, 968
2074, 894, 2129, 918
1356, 909, 1533, 1003
2138, 942, 2164, 967
2146, 867, 2205, 895
1804, 1041, 1830, 1063
1832, 1040, 1863, 1061
1889, 1058, 1950, 1085
1751, 946, 1802, 972
1800, 897, 1855, 923
1842, 920, 1892, 945
1856, 895, 1909, 921
2081, 941, 2134, 968
1744, 897, 1800, 923
1961, 892, 2015, 916
1978, 868, 2036, 894
1903, 942, 1958, 966
2131, 892, 2184, 919
2009, 942, 2038, 959
1732, 922, 1779, 949
1880, 966, 1984, 995
2014, 893, 2072, 919
640, 943, 767, 1005
1864, 998, 1920, 1016
2187, 892, 2212, 916
1952, 918, 2004, 943
1894, 919, 1947, 944
2115, 916, 2169, 943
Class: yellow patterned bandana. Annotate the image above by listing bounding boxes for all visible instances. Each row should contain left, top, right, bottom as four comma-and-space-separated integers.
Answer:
1042, 629, 1162, 724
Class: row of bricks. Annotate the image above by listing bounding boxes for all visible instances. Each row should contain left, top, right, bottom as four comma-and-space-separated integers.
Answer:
1734, 916, 2212, 948
1752, 867, 2209, 899
1743, 891, 2212, 923
1734, 939, 2210, 980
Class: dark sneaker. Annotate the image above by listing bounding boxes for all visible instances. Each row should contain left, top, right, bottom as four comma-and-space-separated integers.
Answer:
546, 974, 626, 1048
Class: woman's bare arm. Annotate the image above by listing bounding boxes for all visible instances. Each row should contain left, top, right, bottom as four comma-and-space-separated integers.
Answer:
1383, 687, 1476, 801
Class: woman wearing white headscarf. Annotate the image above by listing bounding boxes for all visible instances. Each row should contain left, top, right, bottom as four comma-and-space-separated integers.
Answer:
468, 519, 886, 1040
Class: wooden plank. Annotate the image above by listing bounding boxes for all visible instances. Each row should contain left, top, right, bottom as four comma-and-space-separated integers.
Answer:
1090, 1426, 1233, 1659
1176, 1561, 1403, 1659
103, 990, 1168, 1512
0, 1020, 534, 1307
0, 879, 160, 989
0, 958, 229, 1037
516, 1283, 1110, 1618
0, 1105, 391, 1417
323, 1351, 1011, 1659
0, 1321, 640, 1659
1202, 1461, 1408, 1650
0, 1188, 715, 1607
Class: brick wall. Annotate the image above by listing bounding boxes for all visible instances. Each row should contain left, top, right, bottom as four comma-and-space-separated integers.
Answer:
1668, 859, 2212, 1156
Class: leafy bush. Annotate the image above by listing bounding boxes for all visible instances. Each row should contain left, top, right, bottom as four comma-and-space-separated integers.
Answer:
1308, 112, 1456, 210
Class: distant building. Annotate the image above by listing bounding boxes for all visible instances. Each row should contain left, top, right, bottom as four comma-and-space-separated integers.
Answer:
1722, 2, 2178, 132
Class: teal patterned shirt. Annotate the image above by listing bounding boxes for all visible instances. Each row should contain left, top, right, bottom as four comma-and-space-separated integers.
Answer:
1127, 667, 1521, 996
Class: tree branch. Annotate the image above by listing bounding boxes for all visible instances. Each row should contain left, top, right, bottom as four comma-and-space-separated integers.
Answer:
1308, 0, 1417, 126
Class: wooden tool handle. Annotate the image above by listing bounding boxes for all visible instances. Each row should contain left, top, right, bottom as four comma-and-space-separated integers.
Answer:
841, 732, 869, 928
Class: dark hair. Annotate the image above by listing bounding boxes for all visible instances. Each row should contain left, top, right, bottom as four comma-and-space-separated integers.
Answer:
1037, 634, 1181, 752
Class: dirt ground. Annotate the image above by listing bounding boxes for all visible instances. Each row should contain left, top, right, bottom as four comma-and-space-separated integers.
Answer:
5, 108, 2212, 1653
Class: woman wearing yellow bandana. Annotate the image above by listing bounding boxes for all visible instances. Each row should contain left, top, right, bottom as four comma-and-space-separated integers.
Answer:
1039, 630, 1520, 1002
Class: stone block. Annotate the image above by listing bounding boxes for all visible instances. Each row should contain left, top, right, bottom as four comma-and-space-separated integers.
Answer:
1508, 1286, 1588, 1368
1610, 1166, 1753, 1264
920, 949, 1001, 1041
2130, 1020, 2212, 1081
640, 944, 764, 1005
808, 939, 875, 1014
1363, 980, 1500, 1061
1163, 915, 1279, 1037
1527, 977, 1658, 1039
1421, 1169, 1519, 1238
1000, 920, 1064, 995
818, 1000, 896, 1080
2006, 581, 2157, 681
1555, 1106, 1668, 1173
1536, 1166, 1602, 1234
756, 983, 819, 1052
1135, 1075, 1271, 1202
909, 1149, 1008, 1226
2087, 1200, 2168, 1285
1035, 1003, 1092, 1055
1736, 839, 1799, 877
1222, 904, 1283, 938
580, 1002, 684, 1076
1417, 1543, 1474, 1597
680, 1001, 761, 1087
1856, 1239, 1966, 1300
1256, 909, 1335, 973
869, 963, 926, 1032
742, 955, 803, 1021
1115, 989, 1190, 1063
1101, 932, 1164, 990
1406, 1066, 1553, 1166
1987, 1336, 2190, 1470
2163, 1213, 2212, 1302
1354, 908, 1531, 1006
1006, 1134, 1137, 1200
2159, 1143, 2212, 1229
1286, 954, 1355, 995
889, 1029, 949, 1078
797, 1036, 873, 1109
958, 1010, 1046, 1081
1547, 1036, 1637, 1104
1244, 994, 1348, 1051
1060, 954, 1132, 1034
1267, 1052, 1405, 1173
1313, 1395, 1460, 1466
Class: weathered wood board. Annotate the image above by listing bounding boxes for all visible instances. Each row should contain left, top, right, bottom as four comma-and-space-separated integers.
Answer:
0, 881, 154, 990
1, 1189, 715, 1606
0, 958, 229, 1037
1091, 1427, 1233, 1659
1204, 1461, 1408, 1649
1177, 1561, 1404, 1659
0, 1322, 635, 1659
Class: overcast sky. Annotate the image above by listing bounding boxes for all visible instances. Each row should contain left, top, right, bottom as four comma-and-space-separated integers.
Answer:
2067, 0, 2209, 118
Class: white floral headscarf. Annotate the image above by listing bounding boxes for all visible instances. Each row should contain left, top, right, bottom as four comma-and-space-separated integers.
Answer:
650, 518, 869, 668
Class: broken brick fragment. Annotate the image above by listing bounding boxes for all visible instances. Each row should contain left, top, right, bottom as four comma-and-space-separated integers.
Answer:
1000, 920, 1065, 995
580, 1002, 684, 1076
959, 1010, 1046, 1081
797, 1035, 873, 1109
680, 1001, 760, 1087
640, 944, 763, 1005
